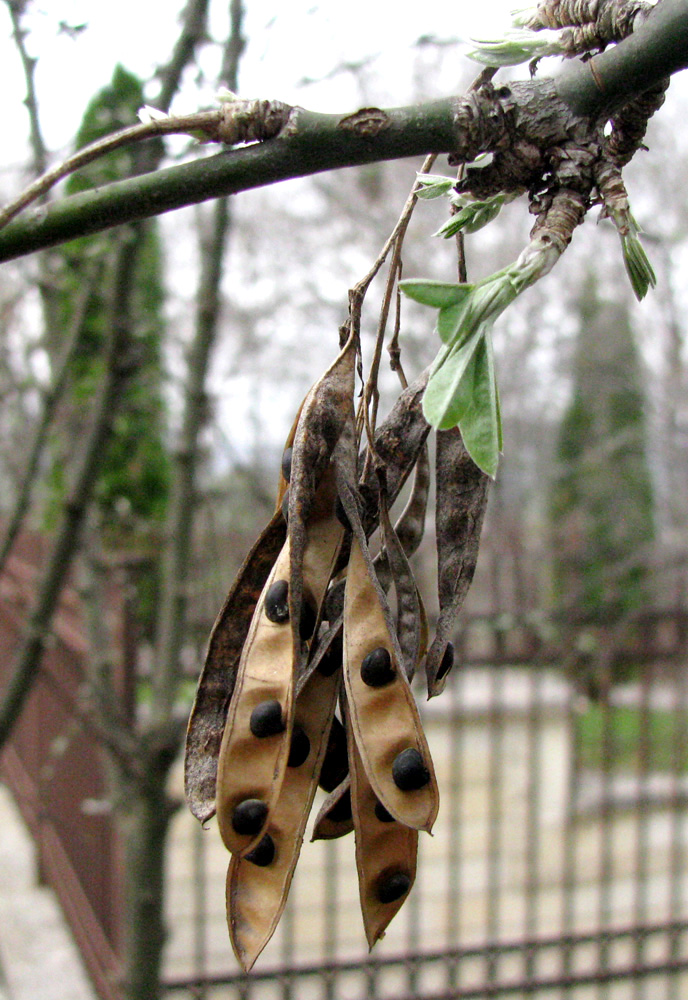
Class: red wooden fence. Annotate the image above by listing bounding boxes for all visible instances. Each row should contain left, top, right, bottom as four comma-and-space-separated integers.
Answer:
0, 532, 126, 1000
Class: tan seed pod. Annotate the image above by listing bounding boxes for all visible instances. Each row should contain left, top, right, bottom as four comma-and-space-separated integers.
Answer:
347, 706, 418, 948
226, 665, 341, 972
288, 332, 356, 662
311, 775, 354, 841
214, 538, 297, 856
185, 400, 307, 825
338, 488, 438, 831
184, 510, 286, 824
425, 427, 490, 698
377, 483, 422, 680
216, 472, 345, 856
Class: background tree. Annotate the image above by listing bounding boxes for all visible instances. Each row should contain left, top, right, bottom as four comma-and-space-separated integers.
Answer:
551, 278, 655, 629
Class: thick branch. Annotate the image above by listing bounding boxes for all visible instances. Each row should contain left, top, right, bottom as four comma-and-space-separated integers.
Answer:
556, 0, 688, 115
0, 0, 685, 263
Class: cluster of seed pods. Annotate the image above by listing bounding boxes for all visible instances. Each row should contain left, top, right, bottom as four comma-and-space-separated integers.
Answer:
184, 334, 490, 970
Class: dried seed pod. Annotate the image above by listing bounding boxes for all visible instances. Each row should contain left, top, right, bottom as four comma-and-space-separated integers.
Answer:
374, 442, 430, 593
377, 484, 422, 679
311, 776, 354, 841
226, 665, 341, 971
288, 332, 356, 663
184, 511, 287, 824
359, 369, 430, 535
216, 466, 346, 856
337, 476, 439, 832
214, 539, 297, 856
348, 714, 418, 948
425, 428, 489, 697
185, 398, 307, 825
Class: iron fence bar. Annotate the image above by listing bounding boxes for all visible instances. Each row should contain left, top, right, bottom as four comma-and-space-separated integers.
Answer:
444, 665, 465, 992
485, 661, 504, 984
632, 655, 654, 1000
559, 672, 579, 1000
667, 654, 688, 1000
523, 663, 545, 984
322, 838, 338, 1000
191, 818, 207, 999
163, 921, 688, 994
597, 684, 616, 1000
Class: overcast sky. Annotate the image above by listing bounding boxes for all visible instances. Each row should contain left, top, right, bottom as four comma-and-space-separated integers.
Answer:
0, 1, 516, 163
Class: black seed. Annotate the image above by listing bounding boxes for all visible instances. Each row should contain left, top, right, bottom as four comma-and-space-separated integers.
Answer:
299, 599, 317, 641
288, 724, 311, 767
281, 447, 293, 482
374, 800, 395, 823
436, 641, 455, 681
392, 748, 430, 791
231, 798, 268, 835
265, 579, 289, 623
245, 834, 275, 867
360, 647, 395, 687
377, 870, 411, 904
250, 700, 285, 738
319, 717, 348, 791
281, 489, 289, 523
327, 789, 352, 822
317, 632, 343, 678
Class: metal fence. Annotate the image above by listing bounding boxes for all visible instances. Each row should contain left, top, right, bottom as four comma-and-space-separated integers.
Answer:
3, 530, 688, 999
163, 646, 688, 999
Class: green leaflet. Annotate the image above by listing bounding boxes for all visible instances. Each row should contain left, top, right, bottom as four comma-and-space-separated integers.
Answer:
436, 298, 472, 344
399, 279, 473, 310
414, 174, 456, 199
422, 327, 485, 431
457, 333, 502, 479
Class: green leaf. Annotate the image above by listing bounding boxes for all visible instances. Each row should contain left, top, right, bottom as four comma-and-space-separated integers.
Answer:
621, 233, 656, 301
399, 279, 473, 309
458, 333, 502, 478
415, 174, 455, 199
422, 327, 485, 429
435, 288, 475, 344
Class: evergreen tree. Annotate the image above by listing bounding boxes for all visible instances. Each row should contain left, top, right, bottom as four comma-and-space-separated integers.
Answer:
551, 278, 655, 628
51, 66, 170, 534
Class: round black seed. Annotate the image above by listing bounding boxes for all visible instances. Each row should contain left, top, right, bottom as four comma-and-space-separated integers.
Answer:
299, 600, 317, 641
265, 579, 289, 623
250, 700, 285, 738
231, 798, 268, 836
319, 718, 348, 792
281, 447, 293, 482
392, 748, 430, 791
360, 647, 395, 687
436, 641, 455, 681
377, 870, 411, 904
317, 632, 343, 678
374, 800, 395, 823
245, 834, 275, 867
288, 724, 311, 767
281, 489, 289, 523
327, 789, 352, 822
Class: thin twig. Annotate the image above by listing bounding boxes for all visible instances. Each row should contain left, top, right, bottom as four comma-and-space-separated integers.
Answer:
0, 110, 223, 232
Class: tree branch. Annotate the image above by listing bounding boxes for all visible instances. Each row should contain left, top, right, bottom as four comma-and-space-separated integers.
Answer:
0, 0, 685, 263
0, 230, 143, 750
